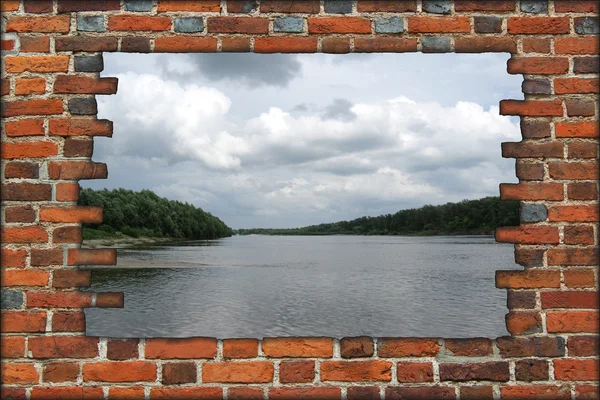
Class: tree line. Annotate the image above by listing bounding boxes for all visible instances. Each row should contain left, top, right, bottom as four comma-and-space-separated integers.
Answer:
79, 188, 233, 240
236, 197, 519, 236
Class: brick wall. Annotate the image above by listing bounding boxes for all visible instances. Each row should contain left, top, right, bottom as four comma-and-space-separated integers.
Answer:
1, 0, 598, 398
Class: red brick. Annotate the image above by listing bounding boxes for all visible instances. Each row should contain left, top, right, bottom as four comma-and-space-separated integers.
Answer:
203, 361, 274, 383
564, 225, 595, 245
568, 182, 598, 200
5, 56, 68, 73
321, 360, 392, 382
396, 362, 433, 383
52, 311, 85, 332
67, 248, 116, 266
271, 387, 342, 400
409, 16, 470, 33
27, 291, 93, 308
154, 37, 217, 52
549, 205, 598, 222
83, 361, 157, 382
1, 269, 49, 287
262, 337, 333, 357
568, 336, 599, 356
0, 0, 19, 11
495, 226, 560, 245
507, 290, 537, 309
57, 0, 120, 12
56, 183, 81, 202
1, 79, 10, 96
24, 0, 53, 13
15, 78, 46, 95
96, 292, 124, 308
506, 311, 543, 334
566, 100, 596, 118
4, 162, 39, 178
108, 16, 171, 31
108, 387, 145, 399
29, 336, 97, 358
354, 38, 417, 52
208, 17, 268, 33
107, 339, 139, 360
496, 270, 561, 289
54, 76, 118, 95
64, 139, 94, 157
377, 338, 440, 357
2, 99, 63, 117
358, 1, 417, 12
555, 1, 599, 12
121, 37, 151, 53
227, 1, 257, 13
157, 0, 221, 12
150, 387, 223, 399
549, 248, 599, 266
507, 57, 569, 75
508, 17, 570, 34
439, 362, 509, 382
261, 1, 320, 13
145, 337, 217, 359
52, 270, 91, 288
547, 311, 599, 333
1, 183, 51, 201
516, 162, 544, 181
221, 37, 250, 52
521, 119, 551, 139
322, 37, 351, 54
55, 36, 118, 52
549, 162, 598, 180
554, 359, 599, 381
49, 161, 108, 179
454, 1, 514, 11
43, 362, 79, 383
564, 269, 596, 288
515, 359, 549, 382
20, 36, 50, 52
162, 362, 197, 385
347, 386, 380, 400
223, 338, 258, 359
500, 183, 563, 201
502, 141, 563, 158
556, 122, 599, 138
386, 386, 456, 400
497, 336, 566, 357
2, 226, 48, 243
1, 363, 39, 384
40, 206, 102, 223
445, 338, 493, 356
522, 38, 551, 53
514, 248, 544, 267
500, 100, 563, 117
1, 336, 25, 358
455, 37, 517, 53
30, 248, 62, 266
4, 119, 45, 137
52, 227, 83, 244
1, 311, 46, 333
542, 291, 598, 309
309, 17, 371, 34
255, 37, 318, 53
1, 249, 28, 267
6, 15, 70, 33
340, 336, 374, 358
502, 385, 571, 399
575, 385, 600, 400
228, 387, 264, 400
279, 360, 315, 383
30, 387, 104, 400
460, 386, 494, 400
554, 78, 599, 95
556, 37, 599, 55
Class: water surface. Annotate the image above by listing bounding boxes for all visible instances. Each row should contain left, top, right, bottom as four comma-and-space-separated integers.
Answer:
86, 235, 520, 338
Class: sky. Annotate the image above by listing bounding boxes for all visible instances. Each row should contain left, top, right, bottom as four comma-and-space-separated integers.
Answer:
85, 52, 524, 229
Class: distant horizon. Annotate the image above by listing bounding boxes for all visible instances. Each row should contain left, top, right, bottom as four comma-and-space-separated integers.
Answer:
84, 52, 522, 229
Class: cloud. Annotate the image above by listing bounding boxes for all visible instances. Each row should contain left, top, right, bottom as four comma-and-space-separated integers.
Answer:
160, 53, 303, 88
321, 98, 356, 121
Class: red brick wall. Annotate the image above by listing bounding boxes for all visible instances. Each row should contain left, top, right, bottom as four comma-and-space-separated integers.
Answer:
1, 1, 598, 398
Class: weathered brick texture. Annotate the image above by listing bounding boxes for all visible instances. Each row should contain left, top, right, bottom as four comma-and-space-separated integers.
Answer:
1, 0, 598, 398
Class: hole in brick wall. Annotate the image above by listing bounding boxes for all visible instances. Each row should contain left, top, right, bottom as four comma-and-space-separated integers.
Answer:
83, 52, 524, 338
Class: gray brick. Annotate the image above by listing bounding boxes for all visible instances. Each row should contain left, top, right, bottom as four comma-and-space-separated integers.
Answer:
274, 17, 304, 33
77, 15, 105, 32
174, 17, 204, 33
125, 0, 154, 11
522, 79, 551, 95
1, 289, 24, 309
520, 0, 548, 14
375, 17, 404, 34
474, 16, 502, 33
421, 36, 451, 53
520, 203, 547, 223
575, 17, 599, 35
423, 0, 451, 14
69, 98, 98, 115
74, 55, 104, 72
324, 0, 353, 14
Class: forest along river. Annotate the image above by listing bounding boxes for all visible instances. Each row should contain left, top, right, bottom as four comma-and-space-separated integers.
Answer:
85, 235, 520, 338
